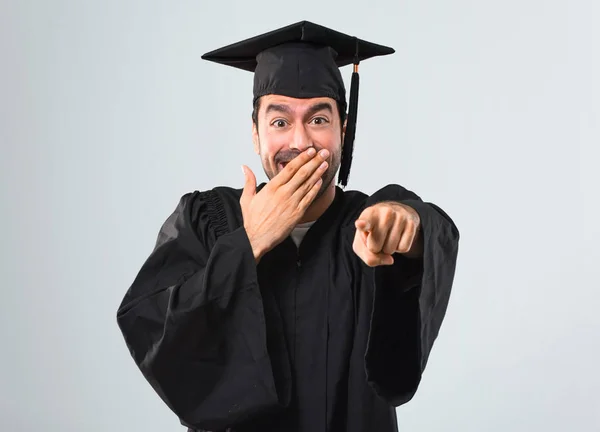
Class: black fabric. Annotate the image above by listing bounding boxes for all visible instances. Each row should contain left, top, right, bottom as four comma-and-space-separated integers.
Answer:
201, 21, 395, 72
201, 20, 394, 106
202, 20, 393, 111
338, 69, 360, 187
116, 184, 460, 432
252, 43, 346, 106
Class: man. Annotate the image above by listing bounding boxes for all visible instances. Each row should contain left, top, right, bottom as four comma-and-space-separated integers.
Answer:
117, 21, 460, 432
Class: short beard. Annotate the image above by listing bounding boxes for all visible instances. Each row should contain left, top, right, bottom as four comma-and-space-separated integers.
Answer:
258, 139, 341, 200
314, 151, 340, 199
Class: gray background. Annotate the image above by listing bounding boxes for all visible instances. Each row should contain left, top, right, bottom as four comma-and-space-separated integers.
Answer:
1, 0, 598, 431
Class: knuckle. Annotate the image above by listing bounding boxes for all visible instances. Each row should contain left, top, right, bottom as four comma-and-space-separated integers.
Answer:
397, 241, 410, 253
385, 208, 397, 223
299, 164, 312, 177
283, 163, 296, 175
303, 178, 315, 191
279, 183, 292, 196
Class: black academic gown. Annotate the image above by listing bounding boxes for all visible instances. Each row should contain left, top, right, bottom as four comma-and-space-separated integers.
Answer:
116, 184, 459, 432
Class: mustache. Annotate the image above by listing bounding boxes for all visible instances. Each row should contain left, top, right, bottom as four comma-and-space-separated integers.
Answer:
275, 149, 306, 164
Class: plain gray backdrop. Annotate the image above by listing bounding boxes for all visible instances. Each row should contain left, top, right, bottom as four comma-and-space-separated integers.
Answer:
1, 0, 598, 431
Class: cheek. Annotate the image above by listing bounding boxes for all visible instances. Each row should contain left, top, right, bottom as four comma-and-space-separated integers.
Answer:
311, 128, 342, 153
259, 128, 290, 153
257, 133, 282, 163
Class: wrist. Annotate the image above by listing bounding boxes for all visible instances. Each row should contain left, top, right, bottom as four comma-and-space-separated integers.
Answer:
402, 226, 423, 258
244, 228, 268, 263
251, 243, 266, 263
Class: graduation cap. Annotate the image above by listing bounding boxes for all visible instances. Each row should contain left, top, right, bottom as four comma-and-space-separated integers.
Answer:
201, 21, 395, 186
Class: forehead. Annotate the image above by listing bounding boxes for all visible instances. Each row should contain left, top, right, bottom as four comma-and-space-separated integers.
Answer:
259, 95, 339, 114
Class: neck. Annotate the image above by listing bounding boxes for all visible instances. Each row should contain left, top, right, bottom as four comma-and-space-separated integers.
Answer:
298, 183, 336, 224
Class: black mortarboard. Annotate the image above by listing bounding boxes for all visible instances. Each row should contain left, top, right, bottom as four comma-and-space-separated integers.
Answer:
201, 21, 395, 186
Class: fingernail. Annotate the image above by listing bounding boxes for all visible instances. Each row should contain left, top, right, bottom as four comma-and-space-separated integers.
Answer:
319, 149, 329, 159
319, 161, 328, 170
307, 148, 317, 156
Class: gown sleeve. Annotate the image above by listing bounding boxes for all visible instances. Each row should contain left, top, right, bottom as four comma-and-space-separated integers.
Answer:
116, 191, 280, 431
360, 184, 460, 406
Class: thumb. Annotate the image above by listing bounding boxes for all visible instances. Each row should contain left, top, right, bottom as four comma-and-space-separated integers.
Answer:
241, 165, 257, 201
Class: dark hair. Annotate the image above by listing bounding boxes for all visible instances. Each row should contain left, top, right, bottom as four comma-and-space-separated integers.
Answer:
252, 97, 347, 128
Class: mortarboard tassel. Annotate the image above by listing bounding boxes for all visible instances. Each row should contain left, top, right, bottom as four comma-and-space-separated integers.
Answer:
338, 48, 360, 187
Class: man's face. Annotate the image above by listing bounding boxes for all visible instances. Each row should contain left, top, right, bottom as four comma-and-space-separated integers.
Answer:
252, 95, 344, 196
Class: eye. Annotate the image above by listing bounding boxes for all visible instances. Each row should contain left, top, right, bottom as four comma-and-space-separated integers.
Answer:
271, 119, 289, 128
310, 116, 330, 125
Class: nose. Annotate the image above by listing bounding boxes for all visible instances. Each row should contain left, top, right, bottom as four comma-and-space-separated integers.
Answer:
289, 124, 312, 151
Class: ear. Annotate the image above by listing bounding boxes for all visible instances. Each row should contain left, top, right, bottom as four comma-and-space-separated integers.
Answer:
342, 118, 347, 143
252, 121, 260, 155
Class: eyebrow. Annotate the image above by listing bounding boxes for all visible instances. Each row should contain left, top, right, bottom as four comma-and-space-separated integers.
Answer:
305, 102, 333, 120
265, 104, 293, 116
264, 102, 334, 120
